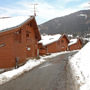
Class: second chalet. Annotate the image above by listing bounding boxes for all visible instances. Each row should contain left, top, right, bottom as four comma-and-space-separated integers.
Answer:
39, 34, 69, 55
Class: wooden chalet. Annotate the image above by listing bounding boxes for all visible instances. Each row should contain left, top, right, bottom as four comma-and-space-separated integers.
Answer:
38, 43, 47, 55
0, 16, 41, 68
39, 34, 69, 54
68, 38, 82, 51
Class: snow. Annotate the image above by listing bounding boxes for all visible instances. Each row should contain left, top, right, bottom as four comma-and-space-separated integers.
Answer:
39, 63, 52, 69
0, 16, 30, 31
39, 34, 61, 46
0, 50, 78, 85
0, 58, 45, 85
69, 42, 90, 90
87, 33, 90, 36
83, 38, 90, 41
68, 39, 78, 46
79, 14, 87, 19
68, 34, 73, 38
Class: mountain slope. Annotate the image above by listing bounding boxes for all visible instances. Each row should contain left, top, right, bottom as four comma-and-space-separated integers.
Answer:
39, 10, 90, 35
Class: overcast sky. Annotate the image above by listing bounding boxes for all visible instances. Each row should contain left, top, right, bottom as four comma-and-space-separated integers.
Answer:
0, 0, 90, 24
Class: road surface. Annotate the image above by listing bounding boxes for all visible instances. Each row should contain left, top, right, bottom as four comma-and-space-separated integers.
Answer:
0, 52, 77, 90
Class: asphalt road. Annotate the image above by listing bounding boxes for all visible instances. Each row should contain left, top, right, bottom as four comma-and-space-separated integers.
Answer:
0, 52, 77, 90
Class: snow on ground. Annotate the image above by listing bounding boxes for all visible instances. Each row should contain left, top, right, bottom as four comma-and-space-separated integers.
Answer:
0, 58, 45, 85
39, 34, 61, 46
69, 42, 90, 90
0, 50, 78, 85
83, 38, 90, 41
79, 14, 87, 19
0, 16, 31, 31
68, 39, 78, 46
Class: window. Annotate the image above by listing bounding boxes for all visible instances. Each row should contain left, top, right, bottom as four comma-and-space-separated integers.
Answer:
15, 30, 21, 34
29, 23, 32, 27
28, 23, 32, 27
26, 45, 31, 51
0, 43, 5, 48
61, 40, 64, 43
26, 33, 29, 37
78, 46, 80, 48
15, 30, 21, 43
27, 47, 31, 51
40, 48, 42, 49
62, 46, 65, 48
26, 31, 31, 38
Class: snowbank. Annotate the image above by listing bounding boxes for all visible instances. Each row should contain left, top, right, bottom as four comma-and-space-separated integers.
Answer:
0, 50, 77, 85
69, 42, 90, 90
0, 58, 45, 85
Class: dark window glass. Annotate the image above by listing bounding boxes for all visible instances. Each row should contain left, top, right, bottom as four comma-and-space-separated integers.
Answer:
15, 30, 21, 43
26, 31, 30, 38
61, 40, 64, 43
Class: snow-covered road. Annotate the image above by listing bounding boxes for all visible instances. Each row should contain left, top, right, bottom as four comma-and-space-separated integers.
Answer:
0, 51, 77, 90
0, 50, 78, 85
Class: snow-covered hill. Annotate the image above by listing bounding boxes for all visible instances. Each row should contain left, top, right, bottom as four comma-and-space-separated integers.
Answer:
69, 42, 90, 90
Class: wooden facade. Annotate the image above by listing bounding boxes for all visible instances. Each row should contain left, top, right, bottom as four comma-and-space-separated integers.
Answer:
38, 43, 47, 55
68, 39, 82, 51
46, 35, 69, 53
0, 16, 41, 68
39, 35, 69, 54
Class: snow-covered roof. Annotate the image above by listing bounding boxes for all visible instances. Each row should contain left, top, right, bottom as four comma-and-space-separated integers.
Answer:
69, 42, 90, 90
39, 34, 61, 46
68, 34, 73, 37
0, 16, 32, 32
68, 39, 78, 46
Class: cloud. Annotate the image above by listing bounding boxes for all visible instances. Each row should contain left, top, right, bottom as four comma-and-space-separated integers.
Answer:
79, 2, 90, 9
16, 1, 79, 24
0, 5, 33, 17
0, 0, 89, 24
56, 0, 81, 4
64, 0, 81, 3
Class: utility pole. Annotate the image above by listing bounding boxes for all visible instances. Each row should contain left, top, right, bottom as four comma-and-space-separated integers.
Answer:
30, 3, 38, 16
